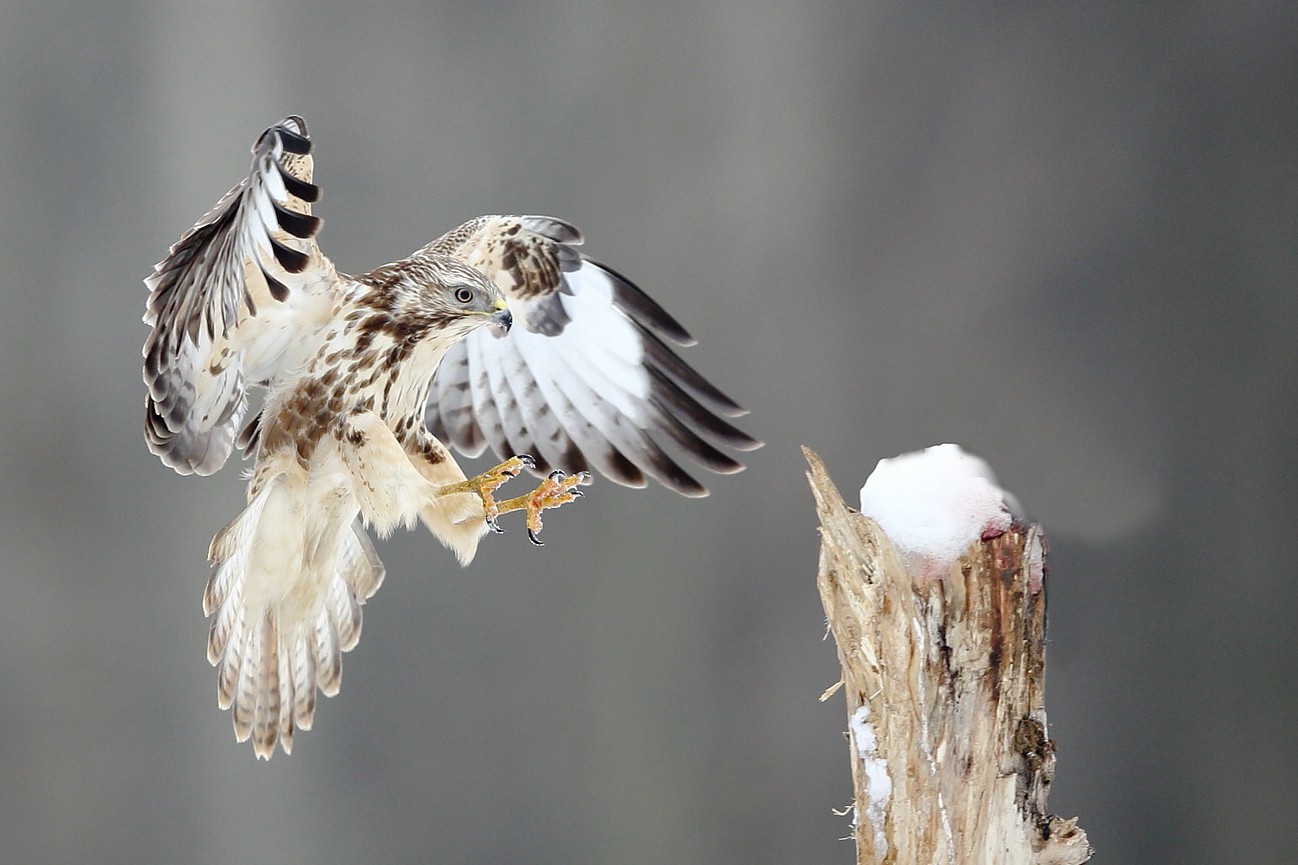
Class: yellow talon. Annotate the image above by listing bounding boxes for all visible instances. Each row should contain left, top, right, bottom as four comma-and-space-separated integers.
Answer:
436, 454, 536, 533
493, 469, 591, 545
435, 457, 588, 542
524, 471, 588, 545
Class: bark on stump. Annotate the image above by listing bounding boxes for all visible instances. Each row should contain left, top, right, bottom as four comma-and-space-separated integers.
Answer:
805, 447, 1091, 865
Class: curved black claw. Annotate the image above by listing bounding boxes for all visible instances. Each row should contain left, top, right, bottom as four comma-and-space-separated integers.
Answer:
527, 527, 544, 546
515, 454, 537, 470
486, 515, 505, 534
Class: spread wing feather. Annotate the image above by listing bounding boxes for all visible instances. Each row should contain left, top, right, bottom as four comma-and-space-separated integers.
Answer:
147, 118, 760, 759
432, 342, 484, 455
142, 116, 332, 475
424, 215, 760, 496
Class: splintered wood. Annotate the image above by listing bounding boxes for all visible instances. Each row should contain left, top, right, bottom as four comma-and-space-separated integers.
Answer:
804, 448, 1091, 865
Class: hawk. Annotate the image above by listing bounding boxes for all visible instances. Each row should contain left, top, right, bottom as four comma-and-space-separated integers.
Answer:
143, 116, 759, 759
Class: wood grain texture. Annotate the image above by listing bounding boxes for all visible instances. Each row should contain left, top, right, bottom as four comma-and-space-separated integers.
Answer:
806, 447, 1090, 865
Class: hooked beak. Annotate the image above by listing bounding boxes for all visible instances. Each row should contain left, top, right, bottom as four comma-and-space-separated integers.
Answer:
489, 298, 512, 335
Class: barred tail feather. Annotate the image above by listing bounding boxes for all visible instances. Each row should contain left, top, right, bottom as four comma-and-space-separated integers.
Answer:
205, 484, 385, 759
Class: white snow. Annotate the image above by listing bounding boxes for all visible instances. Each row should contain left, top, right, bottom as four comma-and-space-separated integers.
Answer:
848, 703, 892, 857
1026, 527, 1046, 593
859, 443, 1013, 580
849, 704, 878, 757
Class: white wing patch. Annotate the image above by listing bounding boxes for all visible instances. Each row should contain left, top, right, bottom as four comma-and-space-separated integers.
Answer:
425, 215, 761, 495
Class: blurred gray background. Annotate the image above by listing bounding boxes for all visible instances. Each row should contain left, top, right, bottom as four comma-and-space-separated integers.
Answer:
0, 1, 1293, 863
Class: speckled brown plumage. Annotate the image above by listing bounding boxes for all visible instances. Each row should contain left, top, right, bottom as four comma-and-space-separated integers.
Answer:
144, 116, 758, 760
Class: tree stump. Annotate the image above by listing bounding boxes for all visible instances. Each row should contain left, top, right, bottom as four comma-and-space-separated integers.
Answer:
805, 447, 1091, 865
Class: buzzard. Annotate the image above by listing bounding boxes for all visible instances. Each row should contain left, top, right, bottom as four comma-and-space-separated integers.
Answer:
143, 116, 758, 758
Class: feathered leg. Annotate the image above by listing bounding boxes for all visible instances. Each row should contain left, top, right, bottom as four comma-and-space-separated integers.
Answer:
205, 473, 382, 759
337, 409, 588, 551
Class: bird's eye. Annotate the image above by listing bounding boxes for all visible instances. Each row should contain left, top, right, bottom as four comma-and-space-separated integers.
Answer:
454, 287, 475, 304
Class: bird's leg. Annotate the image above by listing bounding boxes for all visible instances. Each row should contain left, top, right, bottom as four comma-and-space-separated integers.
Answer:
491, 470, 590, 546
435, 455, 536, 534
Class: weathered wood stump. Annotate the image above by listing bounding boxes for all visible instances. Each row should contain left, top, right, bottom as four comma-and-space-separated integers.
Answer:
805, 447, 1090, 865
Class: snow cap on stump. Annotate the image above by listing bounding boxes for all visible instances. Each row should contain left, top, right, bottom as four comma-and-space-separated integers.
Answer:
859, 443, 1015, 580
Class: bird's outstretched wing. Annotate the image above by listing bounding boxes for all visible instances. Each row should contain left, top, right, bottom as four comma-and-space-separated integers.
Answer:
143, 116, 331, 475
423, 215, 760, 496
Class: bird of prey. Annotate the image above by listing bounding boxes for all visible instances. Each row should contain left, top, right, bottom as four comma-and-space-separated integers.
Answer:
143, 116, 759, 759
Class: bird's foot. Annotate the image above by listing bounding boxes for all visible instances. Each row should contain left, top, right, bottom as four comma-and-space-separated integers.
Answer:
495, 470, 591, 545
436, 454, 536, 533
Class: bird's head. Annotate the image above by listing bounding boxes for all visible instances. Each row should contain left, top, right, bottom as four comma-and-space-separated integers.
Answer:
383, 255, 512, 338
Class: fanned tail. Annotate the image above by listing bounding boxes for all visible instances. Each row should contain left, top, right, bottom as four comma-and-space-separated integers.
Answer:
205, 482, 384, 759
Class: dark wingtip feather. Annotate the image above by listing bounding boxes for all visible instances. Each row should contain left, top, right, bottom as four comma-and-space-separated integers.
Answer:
277, 163, 320, 202
276, 121, 312, 155
647, 367, 761, 453
262, 268, 290, 302
660, 417, 748, 475
236, 413, 262, 453
530, 441, 590, 480
638, 325, 750, 419
270, 238, 310, 273
559, 443, 590, 477
670, 475, 710, 498
590, 258, 696, 346
273, 200, 321, 239
632, 436, 710, 497
600, 449, 647, 490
